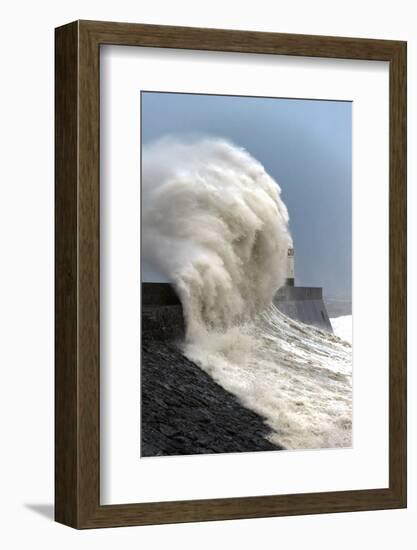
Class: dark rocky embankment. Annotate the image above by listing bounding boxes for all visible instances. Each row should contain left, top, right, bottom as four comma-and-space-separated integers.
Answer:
141, 304, 283, 457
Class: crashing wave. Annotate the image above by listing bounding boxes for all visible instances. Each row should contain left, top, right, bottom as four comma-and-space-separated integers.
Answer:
142, 136, 352, 450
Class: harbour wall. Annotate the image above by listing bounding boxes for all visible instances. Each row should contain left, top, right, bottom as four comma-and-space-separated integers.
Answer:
142, 282, 333, 334
273, 286, 333, 332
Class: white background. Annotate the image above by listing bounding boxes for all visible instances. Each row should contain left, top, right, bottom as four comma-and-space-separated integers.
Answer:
101, 47, 389, 504
0, 0, 415, 548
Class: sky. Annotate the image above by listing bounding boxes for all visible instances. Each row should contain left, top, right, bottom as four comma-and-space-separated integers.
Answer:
141, 92, 352, 300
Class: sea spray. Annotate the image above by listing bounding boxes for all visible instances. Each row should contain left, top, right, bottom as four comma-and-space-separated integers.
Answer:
142, 136, 352, 450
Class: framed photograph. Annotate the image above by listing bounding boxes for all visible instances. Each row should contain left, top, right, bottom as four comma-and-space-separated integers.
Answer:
55, 20, 406, 528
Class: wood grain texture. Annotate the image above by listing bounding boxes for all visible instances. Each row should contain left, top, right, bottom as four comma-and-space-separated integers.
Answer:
55, 21, 79, 527
55, 20, 407, 529
388, 41, 407, 504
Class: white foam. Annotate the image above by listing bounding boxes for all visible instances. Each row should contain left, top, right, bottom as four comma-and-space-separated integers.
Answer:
331, 315, 353, 345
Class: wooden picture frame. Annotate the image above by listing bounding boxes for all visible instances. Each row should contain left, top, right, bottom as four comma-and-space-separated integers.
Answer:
55, 20, 407, 528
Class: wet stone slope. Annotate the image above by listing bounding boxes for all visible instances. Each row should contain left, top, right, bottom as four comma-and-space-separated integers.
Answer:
141, 305, 283, 456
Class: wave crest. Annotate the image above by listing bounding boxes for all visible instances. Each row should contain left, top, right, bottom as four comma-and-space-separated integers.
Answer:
142, 137, 292, 334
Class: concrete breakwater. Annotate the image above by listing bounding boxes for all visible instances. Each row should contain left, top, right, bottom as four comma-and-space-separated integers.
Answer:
141, 287, 283, 456
140, 282, 335, 456
273, 285, 333, 333
141, 283, 184, 341
142, 282, 333, 334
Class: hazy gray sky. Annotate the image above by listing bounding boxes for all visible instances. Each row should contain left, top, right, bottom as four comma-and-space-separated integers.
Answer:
141, 92, 352, 299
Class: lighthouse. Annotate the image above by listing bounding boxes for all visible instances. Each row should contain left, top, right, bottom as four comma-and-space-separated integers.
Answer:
274, 246, 333, 333
285, 247, 295, 287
